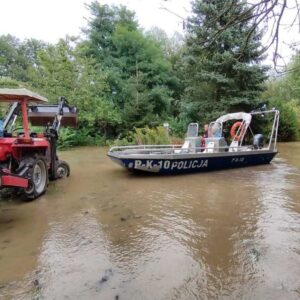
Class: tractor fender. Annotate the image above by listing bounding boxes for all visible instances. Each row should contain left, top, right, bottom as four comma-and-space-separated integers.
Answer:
11, 139, 50, 160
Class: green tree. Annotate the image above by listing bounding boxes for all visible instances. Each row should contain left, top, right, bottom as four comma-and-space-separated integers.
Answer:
29, 37, 121, 139
82, 3, 138, 65
111, 26, 174, 116
262, 52, 300, 140
181, 0, 268, 124
146, 28, 185, 116
82, 2, 179, 131
0, 35, 45, 82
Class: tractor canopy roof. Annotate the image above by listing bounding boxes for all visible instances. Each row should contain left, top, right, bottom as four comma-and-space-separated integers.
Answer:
0, 88, 48, 103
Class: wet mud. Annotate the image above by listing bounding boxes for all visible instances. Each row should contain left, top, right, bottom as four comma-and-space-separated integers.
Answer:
0, 143, 300, 299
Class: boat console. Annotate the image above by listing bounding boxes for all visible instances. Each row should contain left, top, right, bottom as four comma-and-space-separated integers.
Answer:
204, 137, 228, 153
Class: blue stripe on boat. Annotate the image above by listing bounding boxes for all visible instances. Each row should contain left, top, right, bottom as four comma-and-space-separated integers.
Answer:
115, 152, 277, 175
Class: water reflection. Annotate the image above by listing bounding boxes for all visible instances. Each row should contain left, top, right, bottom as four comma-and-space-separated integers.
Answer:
0, 144, 300, 299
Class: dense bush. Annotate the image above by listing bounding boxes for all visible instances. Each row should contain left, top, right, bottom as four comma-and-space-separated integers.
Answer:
112, 126, 171, 146
262, 52, 300, 141
167, 117, 187, 138
270, 100, 299, 141
58, 128, 106, 149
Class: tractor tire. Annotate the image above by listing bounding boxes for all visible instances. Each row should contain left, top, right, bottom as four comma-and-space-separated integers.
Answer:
23, 156, 48, 200
55, 160, 70, 179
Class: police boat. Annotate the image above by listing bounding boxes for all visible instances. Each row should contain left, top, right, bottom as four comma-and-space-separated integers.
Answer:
107, 109, 279, 175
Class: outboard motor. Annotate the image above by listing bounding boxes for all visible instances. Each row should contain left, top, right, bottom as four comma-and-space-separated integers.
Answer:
253, 134, 264, 149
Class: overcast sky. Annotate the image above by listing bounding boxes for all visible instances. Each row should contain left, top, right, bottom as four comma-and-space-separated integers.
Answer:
0, 0, 190, 41
0, 0, 299, 66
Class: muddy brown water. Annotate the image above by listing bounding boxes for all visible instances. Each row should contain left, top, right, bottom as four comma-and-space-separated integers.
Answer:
0, 143, 300, 299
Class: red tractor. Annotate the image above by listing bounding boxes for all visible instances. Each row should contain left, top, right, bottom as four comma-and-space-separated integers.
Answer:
0, 88, 77, 199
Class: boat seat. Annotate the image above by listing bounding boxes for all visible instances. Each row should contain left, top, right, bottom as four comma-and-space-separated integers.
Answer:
186, 123, 199, 137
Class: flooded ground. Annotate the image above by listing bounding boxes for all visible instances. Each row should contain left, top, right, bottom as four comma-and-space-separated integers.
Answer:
0, 143, 300, 299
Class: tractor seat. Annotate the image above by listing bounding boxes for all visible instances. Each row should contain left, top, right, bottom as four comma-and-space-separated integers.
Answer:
16, 131, 38, 138
3, 131, 13, 137
30, 132, 38, 138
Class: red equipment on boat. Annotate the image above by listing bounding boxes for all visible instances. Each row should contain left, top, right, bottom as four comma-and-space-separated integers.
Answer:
230, 121, 246, 141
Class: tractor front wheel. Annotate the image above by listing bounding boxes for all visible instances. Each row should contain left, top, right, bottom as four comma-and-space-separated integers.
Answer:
55, 160, 70, 179
24, 156, 48, 200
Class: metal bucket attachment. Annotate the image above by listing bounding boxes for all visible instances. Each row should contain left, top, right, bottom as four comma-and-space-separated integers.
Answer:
28, 105, 77, 127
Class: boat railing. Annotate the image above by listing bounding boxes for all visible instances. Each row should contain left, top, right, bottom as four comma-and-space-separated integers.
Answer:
251, 109, 280, 151
109, 144, 182, 153
110, 144, 182, 150
109, 109, 280, 155
109, 144, 263, 155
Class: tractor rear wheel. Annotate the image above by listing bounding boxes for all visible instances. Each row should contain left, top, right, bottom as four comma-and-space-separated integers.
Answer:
23, 156, 48, 200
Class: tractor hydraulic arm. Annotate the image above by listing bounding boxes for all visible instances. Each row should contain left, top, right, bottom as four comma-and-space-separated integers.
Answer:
46, 97, 77, 139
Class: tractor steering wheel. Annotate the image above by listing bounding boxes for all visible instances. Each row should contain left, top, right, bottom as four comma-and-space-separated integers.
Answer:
12, 127, 25, 136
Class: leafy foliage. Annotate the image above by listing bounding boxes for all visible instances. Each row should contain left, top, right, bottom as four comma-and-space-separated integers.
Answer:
270, 100, 298, 141
58, 128, 106, 149
0, 35, 46, 82
167, 116, 188, 138
82, 3, 178, 130
112, 126, 171, 146
0, 0, 298, 148
262, 52, 300, 141
181, 0, 268, 125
